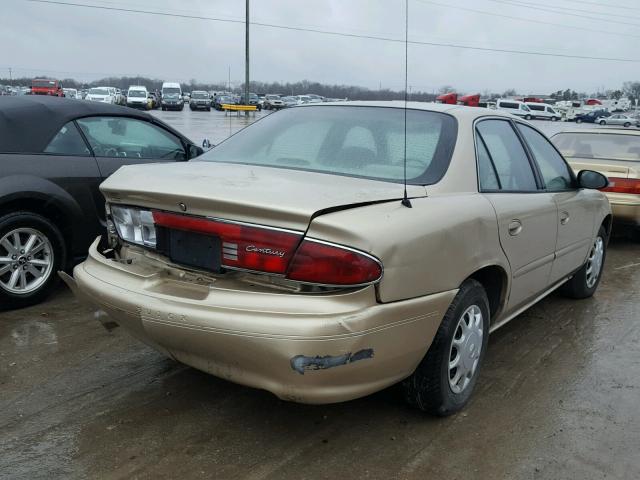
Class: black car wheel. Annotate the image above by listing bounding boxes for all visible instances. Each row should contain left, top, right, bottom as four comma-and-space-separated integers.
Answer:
401, 279, 490, 416
0, 212, 66, 310
524, 114, 532, 120
576, 118, 583, 124
624, 122, 631, 128
599, 120, 606, 125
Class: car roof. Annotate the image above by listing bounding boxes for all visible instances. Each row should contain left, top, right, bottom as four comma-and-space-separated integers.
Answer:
551, 128, 640, 137
297, 100, 514, 121
0, 95, 156, 153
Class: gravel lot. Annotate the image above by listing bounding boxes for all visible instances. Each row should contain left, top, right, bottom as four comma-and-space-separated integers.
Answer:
1, 109, 639, 480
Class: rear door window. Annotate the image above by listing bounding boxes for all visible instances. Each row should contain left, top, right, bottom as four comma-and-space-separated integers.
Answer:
476, 120, 538, 191
43, 122, 91, 156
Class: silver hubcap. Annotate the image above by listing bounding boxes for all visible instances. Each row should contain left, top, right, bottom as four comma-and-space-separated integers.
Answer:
586, 236, 604, 289
0, 228, 54, 294
449, 305, 484, 394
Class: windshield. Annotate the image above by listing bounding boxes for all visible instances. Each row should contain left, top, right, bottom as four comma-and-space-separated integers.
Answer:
33, 80, 56, 87
128, 90, 146, 98
552, 133, 640, 162
162, 88, 181, 95
192, 92, 209, 99
89, 88, 109, 95
198, 106, 457, 184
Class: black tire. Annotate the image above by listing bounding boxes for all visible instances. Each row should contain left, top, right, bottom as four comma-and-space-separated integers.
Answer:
560, 226, 607, 299
551, 117, 558, 122
599, 120, 606, 125
401, 279, 490, 416
0, 212, 66, 310
524, 114, 532, 120
161, 106, 166, 111
624, 122, 631, 128
576, 118, 583, 124
179, 105, 184, 111
207, 107, 211, 112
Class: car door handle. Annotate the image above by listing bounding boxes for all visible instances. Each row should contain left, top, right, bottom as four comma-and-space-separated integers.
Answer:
560, 211, 570, 225
508, 220, 523, 236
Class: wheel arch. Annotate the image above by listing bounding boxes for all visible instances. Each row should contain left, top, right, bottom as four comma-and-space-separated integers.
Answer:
465, 265, 509, 323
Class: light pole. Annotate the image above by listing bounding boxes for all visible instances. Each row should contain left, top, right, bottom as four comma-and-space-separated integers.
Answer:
244, 0, 250, 114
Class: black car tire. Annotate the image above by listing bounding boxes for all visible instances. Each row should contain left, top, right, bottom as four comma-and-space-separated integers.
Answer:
551, 117, 558, 121
207, 107, 211, 112
161, 106, 166, 111
624, 122, 631, 128
576, 118, 583, 124
401, 279, 490, 416
525, 114, 532, 120
560, 226, 607, 299
0, 212, 66, 310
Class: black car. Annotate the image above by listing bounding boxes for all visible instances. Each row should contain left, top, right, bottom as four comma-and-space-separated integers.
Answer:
0, 96, 203, 309
575, 109, 611, 124
189, 91, 211, 111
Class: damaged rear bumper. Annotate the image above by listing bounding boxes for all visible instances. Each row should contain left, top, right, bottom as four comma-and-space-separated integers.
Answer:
65, 238, 456, 404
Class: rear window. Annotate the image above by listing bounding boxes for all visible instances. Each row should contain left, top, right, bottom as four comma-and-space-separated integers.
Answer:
198, 106, 458, 184
552, 133, 640, 162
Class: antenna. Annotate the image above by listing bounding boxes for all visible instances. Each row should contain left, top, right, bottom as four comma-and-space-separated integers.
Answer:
401, 0, 412, 208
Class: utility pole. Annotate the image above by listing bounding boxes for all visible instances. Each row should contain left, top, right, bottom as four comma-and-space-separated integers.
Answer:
244, 0, 250, 114
8, 68, 12, 82
228, 65, 231, 92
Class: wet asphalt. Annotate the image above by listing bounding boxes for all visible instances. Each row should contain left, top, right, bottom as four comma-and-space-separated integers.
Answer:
1, 110, 639, 479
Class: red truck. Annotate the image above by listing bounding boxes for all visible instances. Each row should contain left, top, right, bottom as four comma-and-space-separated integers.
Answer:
31, 78, 64, 97
435, 92, 457, 105
457, 94, 480, 107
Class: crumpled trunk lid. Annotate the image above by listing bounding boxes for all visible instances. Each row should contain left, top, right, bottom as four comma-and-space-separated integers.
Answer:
100, 161, 426, 230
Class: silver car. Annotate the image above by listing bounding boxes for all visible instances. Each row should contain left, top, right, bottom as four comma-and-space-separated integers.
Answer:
597, 114, 639, 128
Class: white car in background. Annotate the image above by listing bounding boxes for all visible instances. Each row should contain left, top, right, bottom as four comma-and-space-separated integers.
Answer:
525, 102, 561, 121
127, 86, 150, 109
63, 88, 78, 99
85, 87, 115, 103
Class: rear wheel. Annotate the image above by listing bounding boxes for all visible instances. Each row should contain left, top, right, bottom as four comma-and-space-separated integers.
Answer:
0, 212, 65, 310
624, 122, 631, 128
576, 119, 583, 124
401, 279, 490, 416
561, 226, 606, 299
599, 120, 606, 125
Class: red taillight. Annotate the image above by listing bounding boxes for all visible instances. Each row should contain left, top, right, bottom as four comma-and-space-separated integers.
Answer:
152, 211, 302, 274
286, 239, 382, 286
601, 177, 640, 195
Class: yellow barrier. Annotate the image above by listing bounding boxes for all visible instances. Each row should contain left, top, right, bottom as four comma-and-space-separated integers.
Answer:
222, 104, 257, 111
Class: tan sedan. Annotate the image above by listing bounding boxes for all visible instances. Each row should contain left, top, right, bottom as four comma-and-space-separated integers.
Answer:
551, 128, 640, 231
63, 102, 611, 415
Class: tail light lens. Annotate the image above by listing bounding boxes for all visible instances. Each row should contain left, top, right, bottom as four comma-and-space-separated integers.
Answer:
152, 211, 302, 274
286, 239, 383, 286
602, 177, 640, 195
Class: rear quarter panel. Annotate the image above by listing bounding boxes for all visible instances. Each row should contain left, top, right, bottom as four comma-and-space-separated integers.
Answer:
305, 193, 509, 303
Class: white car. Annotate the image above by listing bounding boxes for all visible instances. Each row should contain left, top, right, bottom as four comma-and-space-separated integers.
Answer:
63, 88, 78, 99
525, 102, 561, 121
85, 87, 114, 103
496, 99, 533, 120
127, 86, 150, 109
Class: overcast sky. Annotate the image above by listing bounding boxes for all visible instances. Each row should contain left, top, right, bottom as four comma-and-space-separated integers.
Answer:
2, 0, 639, 93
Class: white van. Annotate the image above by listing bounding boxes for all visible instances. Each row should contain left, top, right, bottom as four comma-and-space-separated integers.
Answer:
496, 99, 532, 119
127, 85, 150, 109
161, 82, 183, 111
524, 102, 561, 121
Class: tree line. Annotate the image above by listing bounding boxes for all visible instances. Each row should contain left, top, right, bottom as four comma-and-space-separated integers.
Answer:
3, 75, 640, 104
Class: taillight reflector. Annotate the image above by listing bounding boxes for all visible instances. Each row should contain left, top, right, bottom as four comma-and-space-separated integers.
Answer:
601, 177, 640, 195
152, 211, 302, 274
286, 239, 383, 286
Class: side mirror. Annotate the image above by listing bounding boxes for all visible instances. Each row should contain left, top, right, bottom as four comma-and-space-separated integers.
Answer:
578, 170, 609, 190
202, 138, 213, 149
